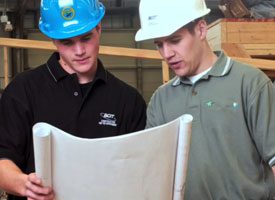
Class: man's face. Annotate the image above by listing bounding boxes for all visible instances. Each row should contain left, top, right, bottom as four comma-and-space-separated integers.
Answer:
154, 21, 206, 77
53, 24, 101, 83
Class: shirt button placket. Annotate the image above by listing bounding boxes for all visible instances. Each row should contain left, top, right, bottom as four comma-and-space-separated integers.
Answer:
192, 87, 197, 96
189, 86, 199, 122
74, 91, 79, 96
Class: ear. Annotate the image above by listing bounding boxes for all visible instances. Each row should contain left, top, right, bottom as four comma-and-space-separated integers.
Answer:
196, 20, 208, 40
95, 23, 102, 35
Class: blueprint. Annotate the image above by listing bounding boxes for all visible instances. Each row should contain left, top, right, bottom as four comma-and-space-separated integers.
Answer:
33, 114, 193, 200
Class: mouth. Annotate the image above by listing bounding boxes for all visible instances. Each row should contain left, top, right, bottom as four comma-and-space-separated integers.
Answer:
75, 57, 89, 64
168, 61, 181, 69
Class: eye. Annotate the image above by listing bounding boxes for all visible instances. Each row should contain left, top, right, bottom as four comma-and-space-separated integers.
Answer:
170, 38, 181, 44
155, 42, 163, 49
59, 40, 73, 46
81, 35, 92, 42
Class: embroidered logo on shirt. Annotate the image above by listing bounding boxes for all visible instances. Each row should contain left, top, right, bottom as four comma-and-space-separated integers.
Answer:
205, 100, 240, 110
206, 101, 214, 107
98, 113, 117, 127
232, 102, 239, 109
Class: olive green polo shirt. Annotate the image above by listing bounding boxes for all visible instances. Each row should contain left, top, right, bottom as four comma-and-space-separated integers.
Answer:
146, 52, 275, 199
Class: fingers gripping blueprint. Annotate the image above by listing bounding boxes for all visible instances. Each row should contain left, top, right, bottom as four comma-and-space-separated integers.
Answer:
32, 114, 193, 200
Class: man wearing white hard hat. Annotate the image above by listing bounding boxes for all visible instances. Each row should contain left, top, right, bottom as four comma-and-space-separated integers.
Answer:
136, 0, 275, 199
0, 0, 146, 199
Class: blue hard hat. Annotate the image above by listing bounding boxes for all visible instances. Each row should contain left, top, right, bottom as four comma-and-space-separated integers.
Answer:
39, 0, 105, 39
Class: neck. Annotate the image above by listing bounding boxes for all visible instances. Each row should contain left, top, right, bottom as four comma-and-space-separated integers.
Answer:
78, 73, 95, 84
58, 59, 97, 84
199, 43, 218, 72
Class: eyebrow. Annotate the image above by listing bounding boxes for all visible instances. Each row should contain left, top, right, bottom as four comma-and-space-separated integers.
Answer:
167, 35, 181, 40
154, 35, 181, 44
81, 32, 93, 38
59, 32, 93, 42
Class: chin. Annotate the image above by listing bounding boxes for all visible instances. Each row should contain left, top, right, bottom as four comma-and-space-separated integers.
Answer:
174, 71, 187, 77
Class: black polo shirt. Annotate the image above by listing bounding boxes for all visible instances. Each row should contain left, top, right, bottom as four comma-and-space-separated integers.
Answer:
0, 52, 146, 200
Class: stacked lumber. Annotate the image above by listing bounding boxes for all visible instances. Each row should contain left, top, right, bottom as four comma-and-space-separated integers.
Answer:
207, 18, 275, 78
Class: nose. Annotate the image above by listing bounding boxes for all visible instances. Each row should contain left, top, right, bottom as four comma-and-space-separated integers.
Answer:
161, 43, 175, 60
74, 42, 85, 56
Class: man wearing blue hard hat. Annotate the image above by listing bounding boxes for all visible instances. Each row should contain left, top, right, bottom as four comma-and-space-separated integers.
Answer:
136, 0, 275, 199
0, 0, 146, 199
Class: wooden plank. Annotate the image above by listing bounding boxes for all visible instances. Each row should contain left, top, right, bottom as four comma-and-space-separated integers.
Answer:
0, 38, 56, 50
243, 44, 275, 50
207, 19, 275, 59
227, 32, 275, 44
3, 46, 9, 87
242, 44, 275, 56
226, 22, 275, 43
221, 20, 227, 43
232, 57, 275, 71
0, 37, 166, 84
226, 21, 275, 32
245, 49, 275, 57
1, 37, 275, 85
99, 46, 161, 60
162, 61, 169, 83
219, 18, 275, 22
222, 43, 251, 58
0, 37, 162, 60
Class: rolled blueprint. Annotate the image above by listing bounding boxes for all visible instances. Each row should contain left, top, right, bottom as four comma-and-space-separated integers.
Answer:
33, 126, 52, 187
32, 113, 193, 200
173, 114, 193, 200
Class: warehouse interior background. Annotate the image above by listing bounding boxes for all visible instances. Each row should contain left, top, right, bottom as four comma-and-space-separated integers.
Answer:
0, 0, 275, 199
0, 0, 225, 103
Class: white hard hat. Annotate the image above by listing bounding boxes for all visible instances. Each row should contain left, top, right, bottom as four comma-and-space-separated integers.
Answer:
135, 0, 210, 41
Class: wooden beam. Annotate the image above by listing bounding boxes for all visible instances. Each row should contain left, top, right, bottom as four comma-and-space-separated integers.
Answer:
232, 57, 275, 71
222, 43, 251, 58
0, 38, 56, 50
0, 38, 162, 60
1, 37, 275, 87
3, 46, 9, 87
161, 61, 169, 83
242, 43, 275, 56
99, 46, 162, 60
0, 37, 164, 86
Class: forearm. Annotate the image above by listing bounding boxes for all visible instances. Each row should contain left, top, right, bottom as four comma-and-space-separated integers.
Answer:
0, 159, 27, 196
272, 165, 275, 179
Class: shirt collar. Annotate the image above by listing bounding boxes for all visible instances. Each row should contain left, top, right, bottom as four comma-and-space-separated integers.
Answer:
172, 51, 233, 87
46, 52, 107, 83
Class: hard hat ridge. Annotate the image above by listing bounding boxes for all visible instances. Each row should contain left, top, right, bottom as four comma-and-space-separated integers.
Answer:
135, 0, 210, 41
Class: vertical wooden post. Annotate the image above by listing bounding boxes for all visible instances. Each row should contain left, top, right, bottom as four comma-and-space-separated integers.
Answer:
162, 60, 169, 83
3, 46, 9, 87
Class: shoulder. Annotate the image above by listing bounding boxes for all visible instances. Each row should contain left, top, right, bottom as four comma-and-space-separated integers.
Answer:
230, 58, 270, 86
4, 64, 47, 99
152, 76, 178, 97
9, 64, 46, 85
228, 59, 274, 103
231, 59, 264, 75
